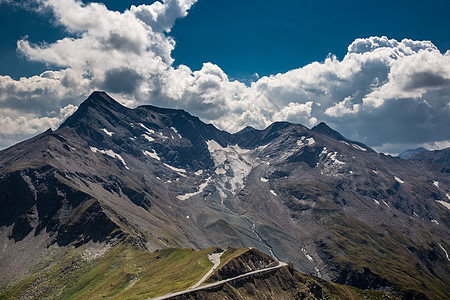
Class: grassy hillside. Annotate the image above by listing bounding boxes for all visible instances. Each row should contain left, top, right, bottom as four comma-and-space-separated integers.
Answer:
317, 212, 450, 299
1, 241, 215, 299
1, 241, 399, 299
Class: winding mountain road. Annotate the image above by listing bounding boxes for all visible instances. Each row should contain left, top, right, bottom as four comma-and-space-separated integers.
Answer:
191, 252, 223, 289
151, 256, 287, 300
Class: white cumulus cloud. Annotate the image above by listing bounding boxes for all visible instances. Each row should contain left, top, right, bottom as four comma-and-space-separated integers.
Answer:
0, 1, 448, 155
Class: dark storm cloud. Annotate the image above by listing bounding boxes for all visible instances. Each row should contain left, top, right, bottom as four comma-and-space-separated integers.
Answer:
101, 68, 143, 94
345, 99, 439, 145
404, 71, 450, 90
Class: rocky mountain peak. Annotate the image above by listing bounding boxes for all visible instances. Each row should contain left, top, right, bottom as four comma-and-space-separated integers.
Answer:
311, 122, 345, 140
312, 121, 373, 152
83, 91, 124, 108
60, 91, 129, 129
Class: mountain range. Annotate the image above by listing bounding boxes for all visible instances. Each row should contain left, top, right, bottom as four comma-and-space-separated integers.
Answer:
398, 147, 428, 160
1, 91, 449, 299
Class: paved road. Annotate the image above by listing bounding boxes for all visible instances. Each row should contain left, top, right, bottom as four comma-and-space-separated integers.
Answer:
191, 252, 223, 289
151, 260, 287, 300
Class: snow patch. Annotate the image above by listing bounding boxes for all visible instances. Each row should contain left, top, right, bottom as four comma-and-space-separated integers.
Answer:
306, 137, 315, 146
101, 128, 114, 136
215, 168, 226, 175
447, 193, 450, 200
142, 134, 154, 142
177, 177, 211, 201
352, 143, 366, 151
143, 149, 160, 161
439, 243, 450, 261
328, 152, 345, 165
163, 163, 186, 175
341, 141, 367, 151
260, 177, 268, 183
431, 219, 439, 225
139, 123, 155, 134
297, 136, 315, 147
90, 147, 129, 169
436, 200, 450, 210
195, 170, 203, 176
319, 147, 345, 171
373, 199, 380, 205
302, 248, 314, 262
372, 170, 378, 174
317, 147, 347, 177
170, 127, 182, 138
394, 176, 404, 184
433, 181, 439, 188
270, 190, 277, 196
315, 267, 322, 278
382, 200, 391, 209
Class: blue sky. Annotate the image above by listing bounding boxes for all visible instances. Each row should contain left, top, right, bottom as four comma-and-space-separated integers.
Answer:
170, 0, 450, 81
0, 0, 449, 153
3, 0, 450, 81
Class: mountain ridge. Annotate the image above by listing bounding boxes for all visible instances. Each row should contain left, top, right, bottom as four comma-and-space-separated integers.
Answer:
398, 147, 428, 159
1, 92, 449, 299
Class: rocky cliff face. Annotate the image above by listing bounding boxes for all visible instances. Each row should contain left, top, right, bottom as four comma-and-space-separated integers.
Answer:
174, 266, 397, 300
1, 92, 449, 298
207, 248, 276, 282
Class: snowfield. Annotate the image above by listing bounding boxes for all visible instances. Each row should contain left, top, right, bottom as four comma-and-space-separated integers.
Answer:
206, 140, 257, 194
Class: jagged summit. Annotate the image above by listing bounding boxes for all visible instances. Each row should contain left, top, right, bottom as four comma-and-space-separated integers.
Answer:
312, 121, 373, 152
79, 90, 128, 112
236, 125, 258, 134
312, 122, 345, 140
60, 91, 129, 129
63, 92, 364, 151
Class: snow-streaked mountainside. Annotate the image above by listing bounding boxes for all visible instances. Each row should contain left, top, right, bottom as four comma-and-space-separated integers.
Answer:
1, 92, 449, 299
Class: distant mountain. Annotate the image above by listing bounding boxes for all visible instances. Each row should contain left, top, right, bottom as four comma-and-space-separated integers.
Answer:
1, 92, 449, 299
398, 147, 428, 159
410, 147, 450, 169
